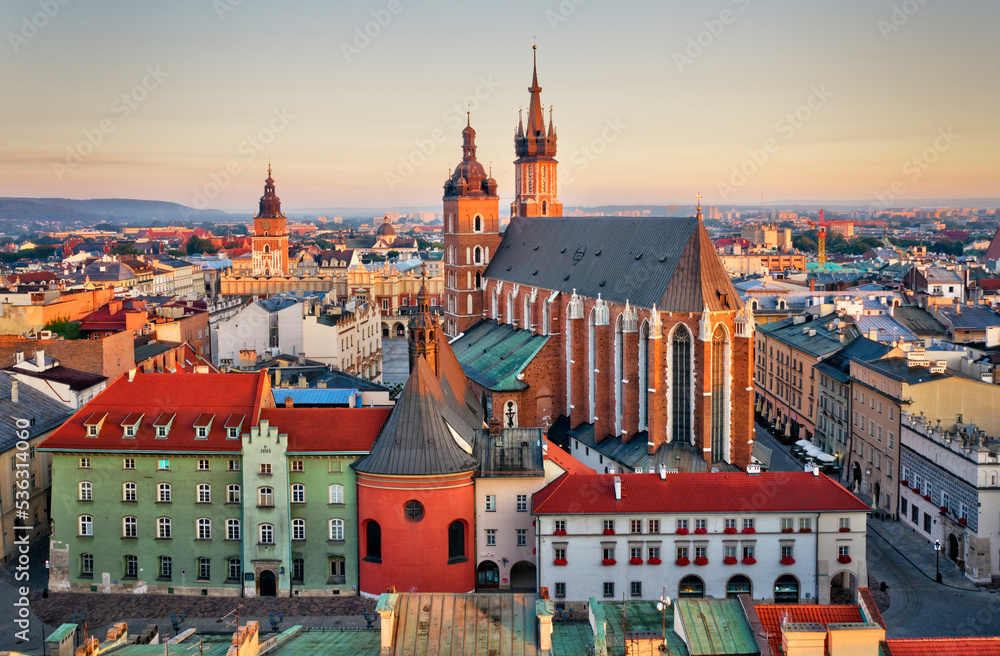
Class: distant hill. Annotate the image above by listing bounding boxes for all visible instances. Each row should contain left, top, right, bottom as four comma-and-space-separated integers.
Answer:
0, 197, 239, 227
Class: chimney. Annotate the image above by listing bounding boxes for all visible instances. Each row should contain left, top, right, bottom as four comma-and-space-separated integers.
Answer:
659, 464, 667, 480
613, 476, 622, 501
284, 396, 294, 408
127, 369, 136, 382
11, 379, 18, 404
297, 352, 305, 365
272, 368, 281, 388
809, 277, 816, 291
36, 349, 44, 369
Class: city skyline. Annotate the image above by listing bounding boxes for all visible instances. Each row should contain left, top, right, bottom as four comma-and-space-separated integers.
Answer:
3, 0, 998, 212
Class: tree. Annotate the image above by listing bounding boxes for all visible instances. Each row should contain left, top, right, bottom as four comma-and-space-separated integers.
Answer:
167, 249, 185, 257
386, 250, 400, 259
186, 235, 218, 255
112, 243, 140, 256
792, 235, 817, 252
95, 223, 118, 232
44, 317, 81, 340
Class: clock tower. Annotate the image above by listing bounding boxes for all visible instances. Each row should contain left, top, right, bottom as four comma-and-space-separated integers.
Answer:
251, 164, 289, 277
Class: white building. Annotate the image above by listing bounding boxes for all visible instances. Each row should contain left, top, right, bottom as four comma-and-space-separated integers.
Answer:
532, 470, 868, 605
302, 299, 382, 380
216, 293, 324, 367
4, 350, 107, 409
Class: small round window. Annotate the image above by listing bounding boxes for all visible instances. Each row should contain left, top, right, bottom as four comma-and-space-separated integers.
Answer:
404, 500, 424, 521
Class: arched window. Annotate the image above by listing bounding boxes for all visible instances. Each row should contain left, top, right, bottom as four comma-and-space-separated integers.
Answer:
292, 518, 305, 541
541, 200, 548, 215
750, 299, 759, 311
466, 247, 471, 264
672, 326, 693, 443
467, 271, 471, 289
474, 247, 482, 264
448, 520, 467, 562
678, 575, 705, 598
259, 523, 274, 544
484, 246, 490, 264
122, 516, 137, 538
158, 482, 171, 502
467, 294, 473, 315
123, 482, 136, 502
197, 517, 211, 540
227, 518, 241, 540
523, 295, 531, 331
365, 520, 382, 562
727, 575, 752, 598
507, 292, 515, 325
615, 315, 624, 437
258, 487, 274, 507
638, 321, 650, 431
329, 484, 344, 504
492, 287, 499, 320
79, 481, 92, 501
774, 575, 800, 604
227, 484, 240, 504
475, 271, 482, 289
291, 483, 305, 503
711, 325, 729, 461
474, 215, 482, 232
589, 308, 597, 422
197, 483, 211, 503
329, 518, 345, 541
157, 516, 171, 539
263, 244, 270, 253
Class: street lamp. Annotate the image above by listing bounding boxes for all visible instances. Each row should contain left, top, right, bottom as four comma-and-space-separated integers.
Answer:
934, 539, 942, 583
656, 589, 672, 653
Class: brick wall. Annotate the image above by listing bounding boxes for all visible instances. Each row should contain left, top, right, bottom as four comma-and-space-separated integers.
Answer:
0, 330, 135, 381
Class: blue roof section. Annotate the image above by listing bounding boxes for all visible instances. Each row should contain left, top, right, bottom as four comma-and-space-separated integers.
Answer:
452, 320, 550, 391
853, 314, 918, 343
272, 388, 359, 406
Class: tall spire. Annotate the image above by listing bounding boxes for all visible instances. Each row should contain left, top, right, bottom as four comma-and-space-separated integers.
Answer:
696, 192, 702, 220
258, 165, 282, 218
526, 44, 545, 137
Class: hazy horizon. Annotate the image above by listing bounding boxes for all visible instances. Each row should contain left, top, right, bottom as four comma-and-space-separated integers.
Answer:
4, 0, 998, 213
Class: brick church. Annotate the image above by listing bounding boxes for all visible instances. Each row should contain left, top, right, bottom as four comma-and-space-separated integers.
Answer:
443, 48, 756, 470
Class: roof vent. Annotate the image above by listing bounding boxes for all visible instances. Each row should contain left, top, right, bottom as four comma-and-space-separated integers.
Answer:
613, 476, 622, 501
747, 463, 761, 476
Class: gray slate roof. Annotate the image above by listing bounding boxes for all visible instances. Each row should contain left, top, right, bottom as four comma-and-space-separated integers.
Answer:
352, 356, 479, 476
473, 428, 544, 477
485, 217, 743, 312
0, 371, 72, 452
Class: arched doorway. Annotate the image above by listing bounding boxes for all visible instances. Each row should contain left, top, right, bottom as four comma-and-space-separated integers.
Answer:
509, 561, 536, 592
395, 323, 406, 337
829, 571, 857, 605
476, 561, 499, 590
382, 322, 390, 337
774, 575, 799, 604
949, 534, 960, 561
258, 570, 277, 597
678, 575, 704, 599
726, 575, 752, 599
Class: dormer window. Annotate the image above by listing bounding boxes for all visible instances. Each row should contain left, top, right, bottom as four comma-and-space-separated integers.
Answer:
120, 413, 143, 439
153, 413, 175, 438
228, 427, 238, 438
88, 425, 99, 437
193, 414, 215, 439
224, 414, 245, 440
197, 426, 209, 438
83, 412, 108, 438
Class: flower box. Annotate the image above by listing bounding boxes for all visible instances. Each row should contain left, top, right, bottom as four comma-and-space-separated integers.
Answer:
798, 527, 812, 533
694, 528, 707, 535
939, 505, 949, 513
781, 557, 796, 566
742, 527, 756, 534
839, 527, 851, 533
553, 529, 567, 536
723, 556, 738, 565
675, 557, 690, 566
742, 557, 757, 565
837, 555, 852, 564
694, 556, 709, 566
675, 528, 689, 535
629, 557, 643, 565
958, 517, 968, 526
781, 528, 794, 533
601, 558, 617, 566
901, 480, 909, 488
647, 557, 662, 565
603, 529, 615, 535
724, 527, 738, 535
553, 558, 567, 566
923, 494, 932, 502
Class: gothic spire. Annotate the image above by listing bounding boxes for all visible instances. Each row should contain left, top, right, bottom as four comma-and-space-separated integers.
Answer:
526, 45, 545, 137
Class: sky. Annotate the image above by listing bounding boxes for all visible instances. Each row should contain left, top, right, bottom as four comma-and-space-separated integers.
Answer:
2, 0, 998, 212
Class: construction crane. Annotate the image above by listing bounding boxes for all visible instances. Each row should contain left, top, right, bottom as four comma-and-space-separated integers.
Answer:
809, 210, 828, 272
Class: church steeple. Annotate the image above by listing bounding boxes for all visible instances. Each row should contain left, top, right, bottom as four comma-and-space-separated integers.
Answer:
258, 163, 283, 219
526, 45, 545, 138
512, 45, 561, 218
409, 264, 439, 376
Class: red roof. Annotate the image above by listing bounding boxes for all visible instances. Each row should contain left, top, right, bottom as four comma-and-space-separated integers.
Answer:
543, 441, 592, 475
260, 407, 391, 453
532, 472, 869, 514
883, 637, 1000, 656
755, 605, 863, 655
40, 372, 268, 453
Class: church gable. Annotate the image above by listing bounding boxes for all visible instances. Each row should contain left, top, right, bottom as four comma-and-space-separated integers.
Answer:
485, 217, 743, 312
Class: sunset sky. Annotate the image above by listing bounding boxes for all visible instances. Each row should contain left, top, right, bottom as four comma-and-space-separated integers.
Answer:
3, 0, 998, 212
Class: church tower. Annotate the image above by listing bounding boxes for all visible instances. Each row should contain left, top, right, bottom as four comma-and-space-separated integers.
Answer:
409, 266, 439, 375
442, 116, 502, 338
251, 164, 289, 277
511, 46, 562, 218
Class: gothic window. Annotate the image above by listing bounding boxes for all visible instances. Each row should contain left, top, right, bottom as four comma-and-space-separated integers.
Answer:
639, 321, 650, 431
540, 165, 547, 193
467, 295, 473, 315
448, 520, 466, 562
474, 247, 482, 264
614, 315, 624, 437
542, 298, 550, 335
507, 292, 515, 326
523, 295, 531, 330
492, 287, 499, 320
466, 247, 471, 265
263, 244, 270, 253
542, 200, 547, 215
475, 271, 482, 289
672, 326, 692, 443
527, 165, 533, 194
474, 215, 482, 232
365, 520, 382, 562
711, 325, 728, 461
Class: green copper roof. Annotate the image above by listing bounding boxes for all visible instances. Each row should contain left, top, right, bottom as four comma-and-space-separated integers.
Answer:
675, 598, 760, 655
452, 320, 550, 391
266, 629, 380, 656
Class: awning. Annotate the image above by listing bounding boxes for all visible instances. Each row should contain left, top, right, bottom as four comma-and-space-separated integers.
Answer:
795, 440, 812, 448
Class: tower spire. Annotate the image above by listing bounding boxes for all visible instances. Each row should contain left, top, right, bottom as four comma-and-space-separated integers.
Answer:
527, 44, 544, 137
696, 193, 702, 220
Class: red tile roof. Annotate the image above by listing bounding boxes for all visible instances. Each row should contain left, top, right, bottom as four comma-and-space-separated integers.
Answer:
857, 587, 886, 629
883, 637, 1000, 656
543, 440, 592, 475
755, 605, 863, 655
532, 472, 869, 514
260, 407, 391, 453
40, 372, 268, 453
